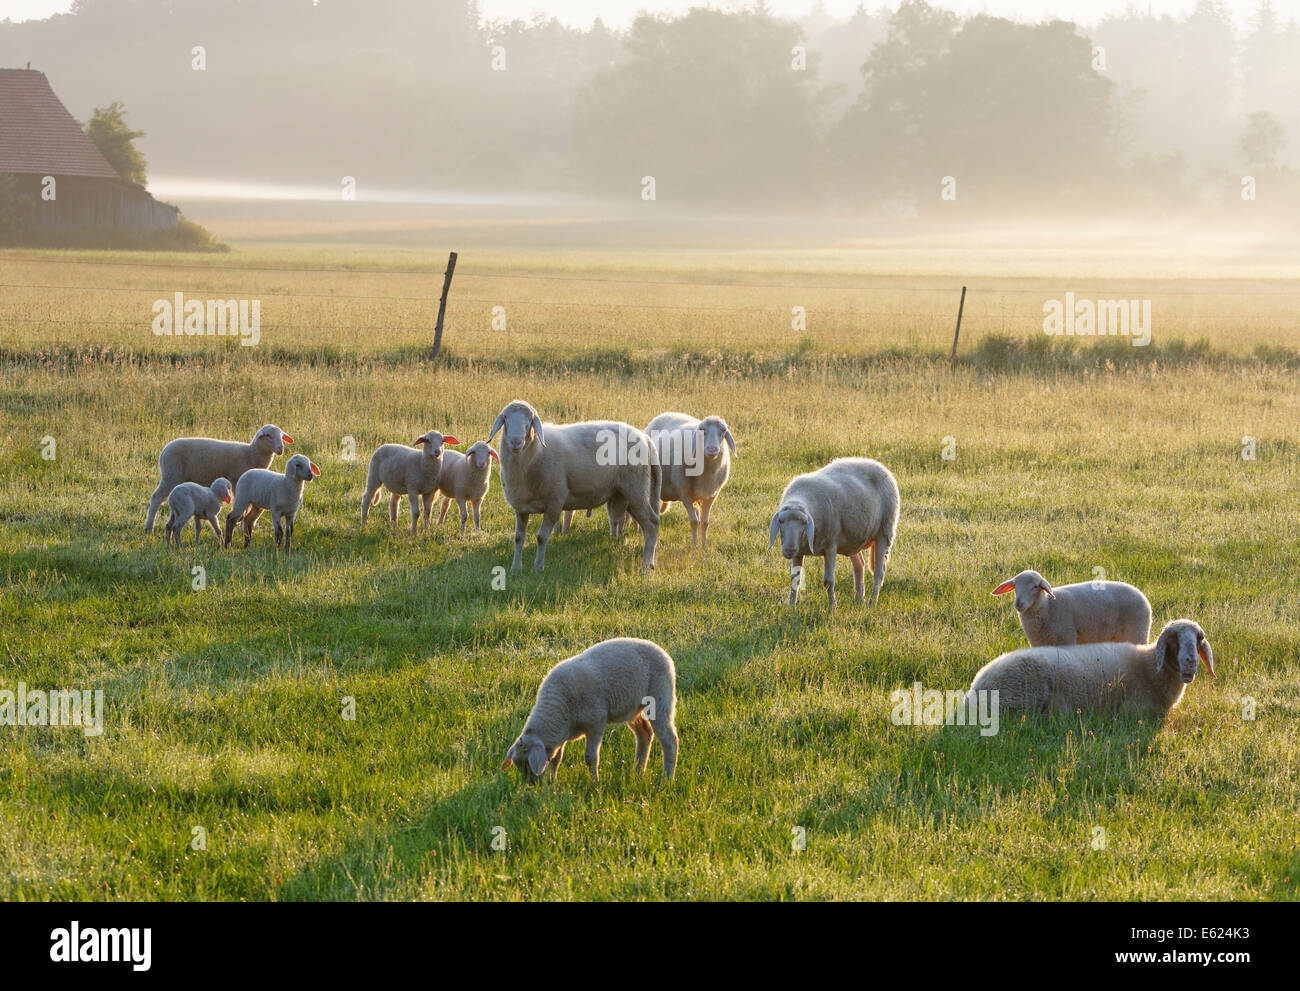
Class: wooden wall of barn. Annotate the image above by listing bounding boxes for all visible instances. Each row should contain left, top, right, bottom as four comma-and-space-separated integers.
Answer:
7, 173, 179, 231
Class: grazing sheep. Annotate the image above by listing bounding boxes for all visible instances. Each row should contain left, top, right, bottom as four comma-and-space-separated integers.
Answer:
162, 478, 232, 547
769, 457, 899, 608
502, 637, 678, 783
435, 441, 497, 532
361, 430, 458, 536
992, 570, 1152, 646
487, 400, 661, 573
646, 411, 735, 549
965, 618, 1216, 716
223, 453, 320, 552
146, 424, 291, 533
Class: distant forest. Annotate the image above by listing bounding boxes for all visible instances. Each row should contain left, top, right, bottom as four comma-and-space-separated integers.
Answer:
3, 0, 1297, 217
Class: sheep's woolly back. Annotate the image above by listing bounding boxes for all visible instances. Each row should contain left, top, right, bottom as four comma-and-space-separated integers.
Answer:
1019, 580, 1152, 647
780, 457, 899, 556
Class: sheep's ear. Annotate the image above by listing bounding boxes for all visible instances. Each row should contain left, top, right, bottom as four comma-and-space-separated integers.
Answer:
802, 511, 814, 551
991, 580, 1015, 595
531, 415, 545, 447
413, 437, 428, 445
1198, 636, 1216, 679
1154, 626, 1173, 674
1038, 581, 1055, 599
526, 741, 549, 776
488, 447, 499, 462
488, 412, 505, 443
281, 434, 293, 444
309, 462, 320, 477
501, 756, 514, 770
443, 436, 459, 447
768, 511, 781, 549
723, 428, 736, 458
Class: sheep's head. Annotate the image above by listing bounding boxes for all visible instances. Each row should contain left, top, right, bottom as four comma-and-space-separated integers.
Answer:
467, 441, 498, 471
285, 454, 320, 482
254, 424, 291, 456
502, 731, 549, 784
211, 478, 233, 504
488, 400, 544, 454
698, 415, 736, 462
992, 569, 1054, 612
414, 430, 457, 460
1155, 619, 1215, 684
769, 504, 815, 559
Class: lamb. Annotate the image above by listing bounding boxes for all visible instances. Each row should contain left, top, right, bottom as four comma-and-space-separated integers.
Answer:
435, 441, 497, 532
646, 411, 735, 549
769, 457, 899, 608
992, 570, 1152, 646
223, 453, 320, 552
145, 424, 291, 533
162, 478, 232, 547
487, 399, 661, 573
964, 618, 1216, 716
502, 637, 678, 783
361, 430, 458, 535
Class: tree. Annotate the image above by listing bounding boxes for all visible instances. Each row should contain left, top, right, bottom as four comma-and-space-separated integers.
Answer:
1239, 111, 1285, 168
84, 100, 147, 187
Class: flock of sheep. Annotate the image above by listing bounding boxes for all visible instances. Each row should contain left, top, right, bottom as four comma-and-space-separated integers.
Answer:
142, 401, 1217, 785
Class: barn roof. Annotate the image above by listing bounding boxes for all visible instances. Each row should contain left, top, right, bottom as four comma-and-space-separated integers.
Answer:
0, 68, 125, 181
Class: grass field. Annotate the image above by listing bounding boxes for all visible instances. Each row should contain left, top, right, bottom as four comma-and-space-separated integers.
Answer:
1, 212, 1298, 900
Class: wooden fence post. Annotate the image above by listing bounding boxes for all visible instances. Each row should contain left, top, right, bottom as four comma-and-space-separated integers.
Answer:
950, 285, 967, 360
430, 251, 458, 361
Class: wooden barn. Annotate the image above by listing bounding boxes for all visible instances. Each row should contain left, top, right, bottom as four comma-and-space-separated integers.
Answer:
0, 67, 179, 232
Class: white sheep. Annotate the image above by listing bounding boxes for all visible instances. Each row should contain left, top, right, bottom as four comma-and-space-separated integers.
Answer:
646, 411, 735, 549
992, 570, 1152, 646
488, 400, 661, 573
769, 457, 899, 608
435, 441, 497, 532
223, 453, 320, 551
162, 478, 232, 547
965, 618, 1216, 716
146, 424, 290, 533
502, 637, 678, 783
361, 430, 458, 536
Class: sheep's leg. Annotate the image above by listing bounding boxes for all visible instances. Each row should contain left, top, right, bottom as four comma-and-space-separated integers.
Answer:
789, 554, 804, 606
651, 713, 678, 781
361, 485, 377, 526
407, 490, 421, 536
207, 513, 222, 543
625, 494, 659, 572
193, 516, 202, 546
437, 497, 451, 525
457, 498, 468, 533
534, 507, 562, 572
629, 713, 654, 774
583, 726, 605, 782
471, 499, 482, 531
659, 500, 669, 514
869, 535, 890, 608
606, 495, 628, 538
242, 507, 263, 548
548, 742, 566, 778
850, 550, 866, 603
284, 514, 294, 554
823, 552, 837, 610
272, 509, 284, 549
421, 492, 434, 533
561, 509, 573, 534
222, 505, 241, 547
683, 499, 702, 546
697, 496, 717, 550
388, 491, 400, 524
511, 512, 529, 572
145, 480, 172, 534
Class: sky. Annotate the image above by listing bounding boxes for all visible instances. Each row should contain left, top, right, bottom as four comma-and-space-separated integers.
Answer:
3, 0, 1294, 28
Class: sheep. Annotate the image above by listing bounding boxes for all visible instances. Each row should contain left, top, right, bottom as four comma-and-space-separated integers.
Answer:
991, 570, 1152, 646
223, 453, 320, 552
435, 441, 497, 532
964, 618, 1216, 716
487, 399, 661, 573
502, 637, 678, 783
560, 508, 592, 534
645, 411, 735, 549
361, 430, 458, 536
145, 424, 291, 533
769, 457, 899, 609
162, 478, 232, 547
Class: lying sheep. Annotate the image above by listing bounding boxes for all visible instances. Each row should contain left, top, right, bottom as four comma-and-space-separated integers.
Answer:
361, 430, 458, 536
146, 424, 291, 533
162, 478, 232, 547
502, 637, 678, 783
436, 441, 497, 532
769, 457, 899, 608
223, 453, 320, 552
488, 400, 660, 573
646, 411, 735, 549
965, 618, 1216, 716
992, 570, 1152, 646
